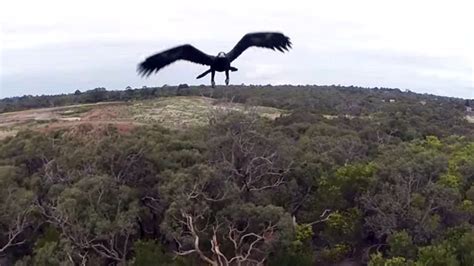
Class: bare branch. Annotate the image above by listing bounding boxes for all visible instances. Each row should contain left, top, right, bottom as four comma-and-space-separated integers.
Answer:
0, 207, 32, 254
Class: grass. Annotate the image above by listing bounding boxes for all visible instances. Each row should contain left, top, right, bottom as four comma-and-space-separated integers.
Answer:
129, 96, 284, 129
0, 129, 18, 140
467, 115, 474, 123
0, 96, 285, 139
59, 106, 93, 116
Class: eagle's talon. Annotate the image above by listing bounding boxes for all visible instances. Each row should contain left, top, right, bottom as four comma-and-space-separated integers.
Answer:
225, 78, 229, 86
211, 80, 215, 88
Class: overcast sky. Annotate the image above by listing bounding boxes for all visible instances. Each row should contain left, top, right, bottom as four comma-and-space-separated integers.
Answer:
1, 0, 473, 99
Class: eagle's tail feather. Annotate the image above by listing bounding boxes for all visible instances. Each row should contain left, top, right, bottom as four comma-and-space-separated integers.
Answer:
196, 69, 211, 79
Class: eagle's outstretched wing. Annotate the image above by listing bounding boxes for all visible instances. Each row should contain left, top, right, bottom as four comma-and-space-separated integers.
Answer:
227, 32, 292, 62
138, 44, 215, 77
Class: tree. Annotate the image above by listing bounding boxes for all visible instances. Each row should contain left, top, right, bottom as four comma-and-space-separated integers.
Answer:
0, 166, 35, 257
387, 230, 417, 259
361, 143, 459, 243
416, 242, 459, 266
159, 113, 295, 265
37, 175, 140, 264
85, 87, 107, 103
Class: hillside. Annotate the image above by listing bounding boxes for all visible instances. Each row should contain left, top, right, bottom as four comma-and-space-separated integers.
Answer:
1, 85, 471, 114
0, 96, 283, 140
1, 85, 472, 140
0, 85, 473, 265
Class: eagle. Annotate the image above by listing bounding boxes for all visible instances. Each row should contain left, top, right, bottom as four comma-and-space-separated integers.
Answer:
137, 32, 292, 88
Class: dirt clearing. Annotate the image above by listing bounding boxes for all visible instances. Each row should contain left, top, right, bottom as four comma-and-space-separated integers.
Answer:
0, 97, 284, 139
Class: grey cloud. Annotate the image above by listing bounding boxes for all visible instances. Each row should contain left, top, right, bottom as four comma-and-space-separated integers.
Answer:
1, 31, 472, 99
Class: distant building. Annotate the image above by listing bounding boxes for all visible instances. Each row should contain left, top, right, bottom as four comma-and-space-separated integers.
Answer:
420, 101, 426, 105
389, 99, 396, 103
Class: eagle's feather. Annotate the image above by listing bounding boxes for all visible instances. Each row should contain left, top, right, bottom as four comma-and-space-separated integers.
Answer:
138, 44, 214, 77
227, 32, 292, 62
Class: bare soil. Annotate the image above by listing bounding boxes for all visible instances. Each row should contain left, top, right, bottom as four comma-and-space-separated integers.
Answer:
0, 97, 284, 139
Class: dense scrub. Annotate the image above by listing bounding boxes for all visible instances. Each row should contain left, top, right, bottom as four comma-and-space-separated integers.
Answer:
1, 85, 469, 115
0, 86, 473, 265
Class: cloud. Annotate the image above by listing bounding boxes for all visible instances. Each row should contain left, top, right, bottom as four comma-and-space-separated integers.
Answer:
245, 64, 285, 80
1, 0, 473, 98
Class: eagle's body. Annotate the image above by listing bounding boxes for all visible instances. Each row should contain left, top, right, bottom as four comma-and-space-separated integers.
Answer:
213, 52, 230, 72
138, 32, 291, 87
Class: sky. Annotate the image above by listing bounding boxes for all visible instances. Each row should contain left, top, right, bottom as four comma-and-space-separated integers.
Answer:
1, 0, 473, 99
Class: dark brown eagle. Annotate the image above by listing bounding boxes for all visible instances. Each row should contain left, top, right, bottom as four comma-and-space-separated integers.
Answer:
137, 32, 292, 87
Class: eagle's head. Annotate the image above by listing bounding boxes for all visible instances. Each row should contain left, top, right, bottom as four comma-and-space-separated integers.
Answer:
217, 52, 226, 58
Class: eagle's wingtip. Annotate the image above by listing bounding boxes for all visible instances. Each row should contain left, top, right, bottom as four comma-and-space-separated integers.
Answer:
137, 63, 151, 78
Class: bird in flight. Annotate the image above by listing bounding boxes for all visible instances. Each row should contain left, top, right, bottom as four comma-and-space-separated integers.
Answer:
138, 32, 292, 88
